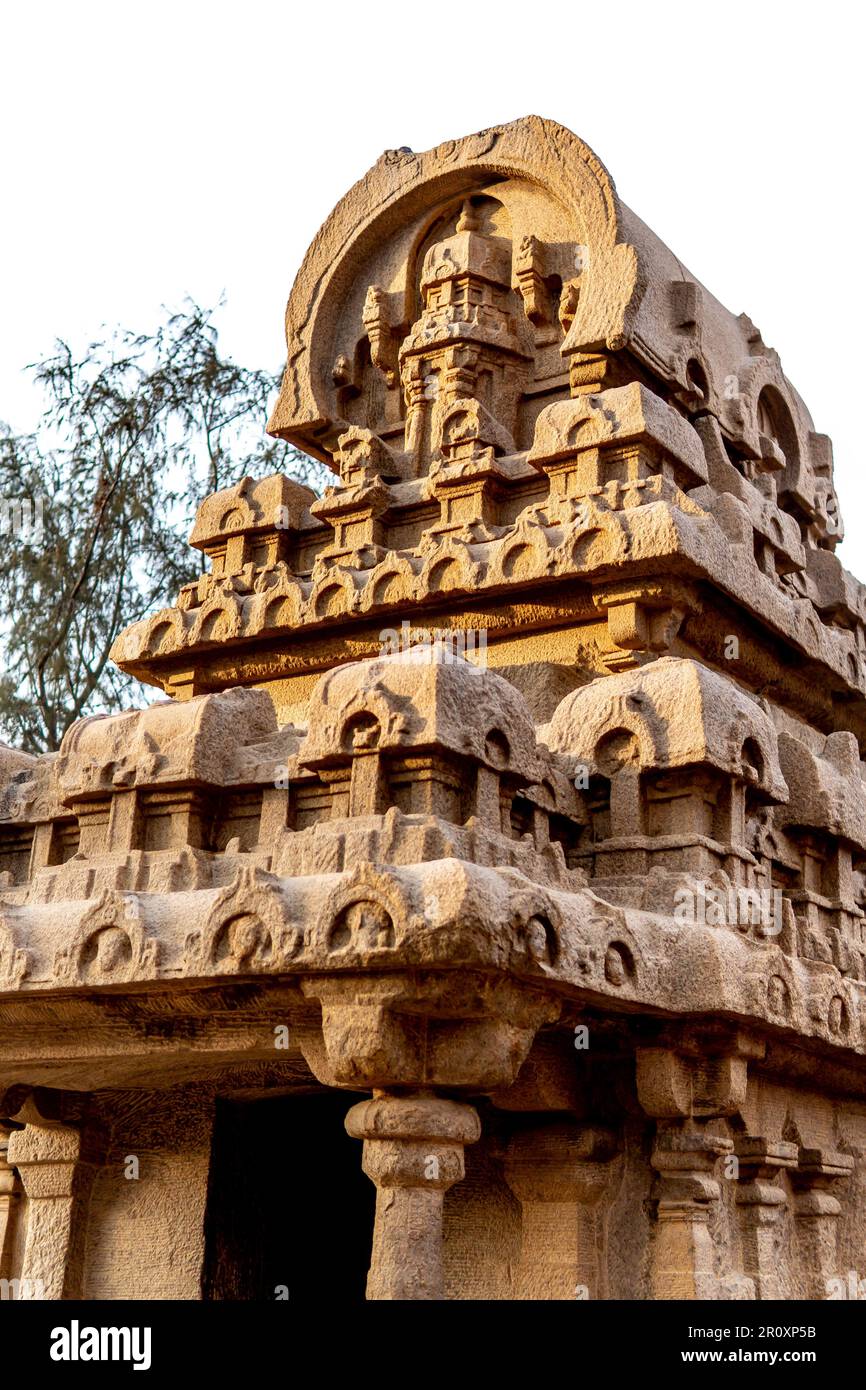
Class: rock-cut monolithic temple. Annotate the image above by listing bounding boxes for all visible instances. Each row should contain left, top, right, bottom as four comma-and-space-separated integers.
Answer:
1, 116, 865, 1302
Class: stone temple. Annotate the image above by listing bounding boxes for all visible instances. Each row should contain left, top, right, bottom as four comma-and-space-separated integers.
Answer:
1, 115, 864, 1302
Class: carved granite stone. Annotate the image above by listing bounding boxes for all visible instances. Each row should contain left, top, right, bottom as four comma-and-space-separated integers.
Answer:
1, 116, 865, 1302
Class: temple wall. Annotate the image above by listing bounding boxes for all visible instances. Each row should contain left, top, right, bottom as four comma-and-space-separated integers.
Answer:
437, 1077, 866, 1301
3, 1065, 866, 1301
443, 1130, 520, 1300
605, 1116, 655, 1300
81, 1086, 214, 1300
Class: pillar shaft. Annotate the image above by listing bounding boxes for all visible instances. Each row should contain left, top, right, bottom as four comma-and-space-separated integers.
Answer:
736, 1182, 787, 1300
794, 1191, 842, 1298
6, 1121, 95, 1300
792, 1149, 854, 1300
346, 1093, 480, 1301
368, 1180, 448, 1300
734, 1139, 797, 1301
0, 1125, 21, 1282
653, 1199, 718, 1300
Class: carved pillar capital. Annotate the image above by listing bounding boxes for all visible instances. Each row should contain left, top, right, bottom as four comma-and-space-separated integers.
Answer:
636, 1031, 762, 1121
5, 1094, 101, 1301
0, 1123, 22, 1281
345, 1092, 480, 1300
299, 973, 557, 1091
504, 1122, 618, 1205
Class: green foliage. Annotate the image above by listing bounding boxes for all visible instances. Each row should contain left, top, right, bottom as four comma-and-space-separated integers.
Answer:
0, 301, 326, 752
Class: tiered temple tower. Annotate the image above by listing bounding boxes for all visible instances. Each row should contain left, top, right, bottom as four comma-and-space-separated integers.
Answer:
1, 116, 865, 1301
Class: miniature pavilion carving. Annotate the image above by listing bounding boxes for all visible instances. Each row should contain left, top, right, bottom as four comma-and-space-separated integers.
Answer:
0, 116, 864, 1301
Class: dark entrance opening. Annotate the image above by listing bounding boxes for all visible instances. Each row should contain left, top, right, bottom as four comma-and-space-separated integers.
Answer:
202, 1091, 375, 1302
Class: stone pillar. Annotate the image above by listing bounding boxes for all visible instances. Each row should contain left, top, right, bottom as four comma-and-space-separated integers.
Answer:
107, 787, 143, 852
791, 1148, 854, 1300
503, 1121, 618, 1300
0, 1124, 21, 1280
474, 765, 503, 830
402, 361, 428, 467
6, 1118, 97, 1300
636, 1033, 762, 1300
348, 748, 386, 817
733, 1137, 797, 1300
345, 1092, 480, 1300
650, 1123, 732, 1300
608, 767, 643, 837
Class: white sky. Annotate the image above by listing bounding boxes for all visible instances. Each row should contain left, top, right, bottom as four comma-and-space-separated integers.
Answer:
2, 0, 863, 563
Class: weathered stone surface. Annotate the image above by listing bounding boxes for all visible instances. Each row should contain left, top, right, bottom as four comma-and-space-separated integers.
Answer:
1, 115, 865, 1302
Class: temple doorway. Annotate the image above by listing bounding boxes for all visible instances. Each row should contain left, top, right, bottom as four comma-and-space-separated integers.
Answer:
202, 1091, 375, 1302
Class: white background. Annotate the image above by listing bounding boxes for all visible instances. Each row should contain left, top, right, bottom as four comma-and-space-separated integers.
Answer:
1, 1, 863, 562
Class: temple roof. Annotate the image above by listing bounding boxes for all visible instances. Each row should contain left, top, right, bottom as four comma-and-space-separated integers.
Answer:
545, 656, 787, 800
299, 643, 545, 778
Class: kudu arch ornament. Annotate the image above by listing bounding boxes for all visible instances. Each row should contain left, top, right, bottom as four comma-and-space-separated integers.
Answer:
0, 116, 864, 1303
